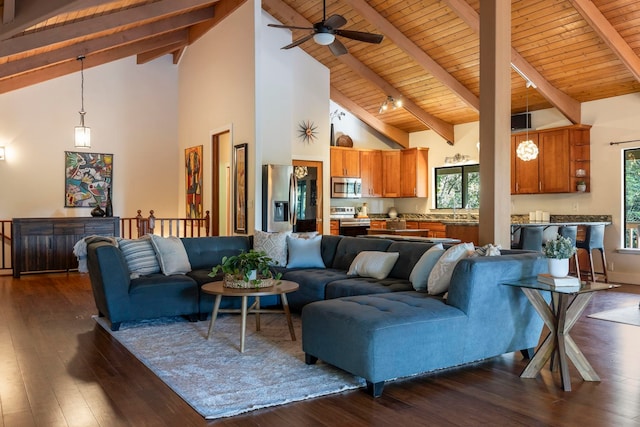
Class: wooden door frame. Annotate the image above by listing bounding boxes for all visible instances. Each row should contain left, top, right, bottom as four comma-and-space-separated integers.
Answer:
292, 160, 323, 233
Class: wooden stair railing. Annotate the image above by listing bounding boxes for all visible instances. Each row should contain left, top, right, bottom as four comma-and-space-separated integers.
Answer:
120, 210, 211, 239
1, 219, 12, 273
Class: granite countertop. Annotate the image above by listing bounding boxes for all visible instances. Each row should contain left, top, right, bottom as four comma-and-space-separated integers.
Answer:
367, 213, 613, 226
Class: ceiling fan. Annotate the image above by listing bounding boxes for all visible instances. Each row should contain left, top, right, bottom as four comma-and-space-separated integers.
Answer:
267, 0, 383, 56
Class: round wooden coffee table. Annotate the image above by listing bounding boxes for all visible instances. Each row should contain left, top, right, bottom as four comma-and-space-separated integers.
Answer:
201, 280, 299, 353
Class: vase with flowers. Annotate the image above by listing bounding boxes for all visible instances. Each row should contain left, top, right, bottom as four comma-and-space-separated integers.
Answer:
543, 234, 576, 277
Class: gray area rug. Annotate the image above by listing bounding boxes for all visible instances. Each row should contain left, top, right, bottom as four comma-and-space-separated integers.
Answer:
588, 305, 640, 327
94, 314, 365, 419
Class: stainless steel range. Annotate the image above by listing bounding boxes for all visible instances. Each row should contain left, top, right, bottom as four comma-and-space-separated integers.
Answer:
330, 207, 370, 236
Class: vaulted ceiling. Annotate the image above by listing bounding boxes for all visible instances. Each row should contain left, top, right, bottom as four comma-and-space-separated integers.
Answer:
2, 0, 640, 146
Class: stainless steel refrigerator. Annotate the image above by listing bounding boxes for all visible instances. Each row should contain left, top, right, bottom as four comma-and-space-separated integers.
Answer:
262, 164, 297, 232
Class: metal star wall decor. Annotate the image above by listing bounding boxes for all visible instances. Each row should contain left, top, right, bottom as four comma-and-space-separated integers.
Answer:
298, 120, 318, 143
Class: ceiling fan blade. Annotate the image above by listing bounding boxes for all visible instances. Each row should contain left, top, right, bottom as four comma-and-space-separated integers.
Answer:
268, 23, 314, 31
328, 38, 348, 56
282, 33, 315, 50
324, 14, 347, 29
334, 29, 383, 44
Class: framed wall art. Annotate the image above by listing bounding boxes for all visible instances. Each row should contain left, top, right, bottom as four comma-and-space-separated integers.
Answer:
64, 151, 113, 208
233, 143, 248, 234
185, 145, 203, 218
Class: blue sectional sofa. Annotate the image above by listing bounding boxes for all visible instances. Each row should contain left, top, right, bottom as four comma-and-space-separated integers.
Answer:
86, 234, 547, 397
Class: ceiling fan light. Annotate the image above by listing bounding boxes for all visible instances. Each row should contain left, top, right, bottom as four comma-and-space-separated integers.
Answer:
314, 32, 335, 45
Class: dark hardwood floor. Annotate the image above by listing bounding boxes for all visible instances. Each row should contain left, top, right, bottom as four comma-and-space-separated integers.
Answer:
1, 272, 639, 427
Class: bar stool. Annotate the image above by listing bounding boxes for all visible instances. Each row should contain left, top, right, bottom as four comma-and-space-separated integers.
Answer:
558, 225, 581, 281
576, 224, 608, 283
512, 226, 544, 252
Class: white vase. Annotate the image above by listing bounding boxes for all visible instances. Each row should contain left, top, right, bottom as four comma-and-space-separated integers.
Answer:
548, 258, 569, 278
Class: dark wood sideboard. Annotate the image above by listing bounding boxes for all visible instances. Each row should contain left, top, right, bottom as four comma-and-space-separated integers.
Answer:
12, 217, 120, 278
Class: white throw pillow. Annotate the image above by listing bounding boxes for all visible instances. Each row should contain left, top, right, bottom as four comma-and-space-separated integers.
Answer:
253, 230, 290, 266
470, 243, 502, 257
117, 235, 161, 277
347, 251, 400, 280
286, 235, 325, 268
409, 244, 445, 291
149, 235, 192, 275
427, 242, 475, 295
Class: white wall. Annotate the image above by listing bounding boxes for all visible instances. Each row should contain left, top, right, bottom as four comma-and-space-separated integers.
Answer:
0, 57, 179, 219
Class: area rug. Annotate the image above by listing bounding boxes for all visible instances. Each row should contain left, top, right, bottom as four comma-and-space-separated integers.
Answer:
93, 314, 365, 419
588, 305, 640, 327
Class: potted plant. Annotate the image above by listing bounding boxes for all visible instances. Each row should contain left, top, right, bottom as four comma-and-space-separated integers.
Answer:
576, 180, 587, 192
209, 250, 282, 288
543, 235, 576, 277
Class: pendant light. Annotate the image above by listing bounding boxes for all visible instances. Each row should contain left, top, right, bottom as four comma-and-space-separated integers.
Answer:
516, 81, 537, 161
74, 55, 91, 148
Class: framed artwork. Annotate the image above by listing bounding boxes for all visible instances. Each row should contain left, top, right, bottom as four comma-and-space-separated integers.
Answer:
64, 151, 113, 208
233, 143, 248, 234
185, 145, 203, 218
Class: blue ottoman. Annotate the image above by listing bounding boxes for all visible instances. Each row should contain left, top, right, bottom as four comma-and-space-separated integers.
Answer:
301, 292, 468, 397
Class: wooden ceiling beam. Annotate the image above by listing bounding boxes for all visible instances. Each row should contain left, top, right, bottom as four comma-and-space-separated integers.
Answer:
330, 85, 409, 148
0, 0, 216, 57
0, 0, 112, 41
0, 9, 208, 79
345, 0, 479, 111
568, 0, 640, 83
188, 0, 247, 44
339, 53, 454, 143
443, 0, 581, 124
0, 32, 187, 94
137, 41, 188, 65
263, 0, 454, 142
2, 0, 15, 24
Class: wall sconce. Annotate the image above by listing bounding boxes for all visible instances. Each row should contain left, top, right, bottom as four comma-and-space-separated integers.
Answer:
74, 55, 91, 148
444, 153, 471, 165
379, 95, 402, 113
0, 146, 5, 161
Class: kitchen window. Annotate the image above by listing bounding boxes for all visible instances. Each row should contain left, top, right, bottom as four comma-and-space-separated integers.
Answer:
434, 164, 480, 209
624, 148, 640, 248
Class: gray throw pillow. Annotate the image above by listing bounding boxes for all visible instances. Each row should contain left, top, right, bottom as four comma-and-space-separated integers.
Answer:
409, 244, 445, 291
286, 235, 325, 268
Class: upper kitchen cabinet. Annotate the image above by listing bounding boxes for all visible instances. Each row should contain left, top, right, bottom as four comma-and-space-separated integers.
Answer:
360, 150, 383, 197
400, 147, 429, 197
382, 150, 401, 197
330, 147, 360, 177
511, 125, 591, 194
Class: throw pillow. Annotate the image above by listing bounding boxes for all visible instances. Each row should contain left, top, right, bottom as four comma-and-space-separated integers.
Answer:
253, 229, 290, 266
290, 231, 319, 239
117, 235, 161, 277
149, 235, 192, 275
427, 242, 475, 295
409, 244, 445, 291
286, 235, 325, 268
347, 251, 400, 280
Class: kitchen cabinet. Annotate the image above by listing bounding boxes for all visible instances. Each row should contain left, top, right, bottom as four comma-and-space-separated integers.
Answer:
360, 150, 383, 197
330, 147, 360, 177
12, 217, 120, 278
511, 125, 591, 194
400, 148, 429, 197
382, 151, 401, 197
330, 220, 340, 236
446, 224, 479, 245
369, 220, 387, 229
404, 221, 420, 229
420, 221, 446, 238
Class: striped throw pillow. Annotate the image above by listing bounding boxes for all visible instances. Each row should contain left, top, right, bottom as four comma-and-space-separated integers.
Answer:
117, 235, 161, 276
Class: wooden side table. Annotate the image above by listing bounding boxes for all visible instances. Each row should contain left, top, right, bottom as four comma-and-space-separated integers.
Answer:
201, 280, 299, 353
502, 279, 619, 391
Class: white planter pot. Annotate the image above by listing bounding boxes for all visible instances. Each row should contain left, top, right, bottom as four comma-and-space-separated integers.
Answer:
548, 258, 569, 278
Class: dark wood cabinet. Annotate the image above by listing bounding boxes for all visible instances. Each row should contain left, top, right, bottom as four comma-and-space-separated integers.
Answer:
12, 217, 120, 278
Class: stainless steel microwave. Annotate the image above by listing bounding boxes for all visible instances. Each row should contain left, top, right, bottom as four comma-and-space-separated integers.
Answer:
331, 177, 362, 198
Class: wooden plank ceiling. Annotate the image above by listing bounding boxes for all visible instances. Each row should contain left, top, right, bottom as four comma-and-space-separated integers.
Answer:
2, 0, 640, 145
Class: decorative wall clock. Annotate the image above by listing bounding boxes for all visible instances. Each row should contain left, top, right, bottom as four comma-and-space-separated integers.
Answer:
298, 120, 318, 143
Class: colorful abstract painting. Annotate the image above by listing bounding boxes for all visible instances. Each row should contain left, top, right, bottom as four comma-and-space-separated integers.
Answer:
185, 145, 203, 218
65, 151, 113, 208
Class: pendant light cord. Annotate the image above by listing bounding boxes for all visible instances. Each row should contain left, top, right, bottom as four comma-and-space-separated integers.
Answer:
78, 55, 86, 125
